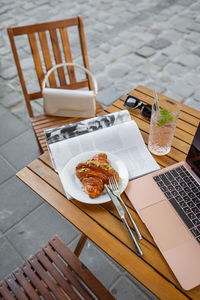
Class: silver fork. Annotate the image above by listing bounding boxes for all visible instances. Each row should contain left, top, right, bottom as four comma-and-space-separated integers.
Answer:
109, 176, 142, 240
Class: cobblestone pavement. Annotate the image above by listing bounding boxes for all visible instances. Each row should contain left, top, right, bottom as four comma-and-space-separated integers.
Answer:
1, 0, 200, 114
0, 0, 200, 299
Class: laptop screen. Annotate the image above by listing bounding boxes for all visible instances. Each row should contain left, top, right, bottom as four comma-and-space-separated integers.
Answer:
186, 123, 200, 178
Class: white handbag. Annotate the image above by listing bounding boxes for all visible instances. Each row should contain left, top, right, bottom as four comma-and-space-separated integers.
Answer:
42, 63, 98, 118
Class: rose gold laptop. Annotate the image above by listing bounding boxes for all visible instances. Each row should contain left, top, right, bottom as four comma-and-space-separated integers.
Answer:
126, 124, 200, 290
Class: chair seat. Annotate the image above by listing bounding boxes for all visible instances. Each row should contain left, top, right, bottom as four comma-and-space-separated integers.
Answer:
32, 101, 105, 153
0, 235, 115, 300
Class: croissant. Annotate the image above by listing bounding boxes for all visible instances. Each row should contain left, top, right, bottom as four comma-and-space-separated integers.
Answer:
76, 153, 119, 198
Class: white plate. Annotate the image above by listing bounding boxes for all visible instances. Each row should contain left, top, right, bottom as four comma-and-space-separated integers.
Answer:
60, 151, 129, 204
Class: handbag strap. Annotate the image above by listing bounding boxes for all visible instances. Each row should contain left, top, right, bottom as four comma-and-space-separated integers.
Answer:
42, 63, 98, 95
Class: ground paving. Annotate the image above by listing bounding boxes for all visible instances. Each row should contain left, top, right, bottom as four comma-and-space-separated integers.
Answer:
0, 0, 200, 298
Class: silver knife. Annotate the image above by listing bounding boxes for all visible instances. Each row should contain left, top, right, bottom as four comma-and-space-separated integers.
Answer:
105, 185, 143, 256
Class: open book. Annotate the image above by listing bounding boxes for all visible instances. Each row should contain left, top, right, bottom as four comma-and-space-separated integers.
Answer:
44, 110, 160, 180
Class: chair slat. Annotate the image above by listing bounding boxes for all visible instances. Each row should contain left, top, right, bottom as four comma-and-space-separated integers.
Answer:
49, 29, 66, 86
78, 16, 93, 90
40, 143, 48, 152
38, 31, 57, 88
50, 236, 115, 300
7, 28, 34, 117
5, 275, 28, 300
1, 235, 115, 299
60, 27, 76, 83
43, 243, 94, 300
36, 249, 80, 300
13, 268, 40, 300
33, 120, 75, 132
58, 81, 90, 90
22, 261, 54, 300
28, 33, 44, 88
28, 255, 69, 300
0, 281, 15, 300
32, 118, 68, 129
29, 91, 42, 100
31, 114, 65, 123
11, 18, 79, 36
32, 115, 74, 127
38, 80, 89, 91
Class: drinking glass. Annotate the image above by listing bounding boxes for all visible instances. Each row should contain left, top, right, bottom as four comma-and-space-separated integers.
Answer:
148, 99, 180, 156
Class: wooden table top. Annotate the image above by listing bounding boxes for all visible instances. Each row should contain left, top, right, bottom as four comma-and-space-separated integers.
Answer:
17, 85, 200, 300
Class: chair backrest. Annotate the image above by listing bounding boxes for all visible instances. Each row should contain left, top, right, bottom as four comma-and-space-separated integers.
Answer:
7, 16, 93, 118
0, 235, 115, 299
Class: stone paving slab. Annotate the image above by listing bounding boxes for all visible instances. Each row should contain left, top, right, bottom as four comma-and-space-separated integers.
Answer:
111, 275, 155, 300
97, 87, 122, 106
0, 154, 16, 184
0, 176, 43, 233
0, 236, 24, 280
79, 239, 122, 289
6, 203, 80, 260
71, 236, 156, 299
0, 104, 7, 116
0, 110, 27, 146
0, 129, 40, 171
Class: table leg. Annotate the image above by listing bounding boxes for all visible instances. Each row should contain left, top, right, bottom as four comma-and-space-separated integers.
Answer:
74, 233, 88, 257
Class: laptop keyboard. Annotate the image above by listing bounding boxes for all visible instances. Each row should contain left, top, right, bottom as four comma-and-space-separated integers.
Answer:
153, 166, 200, 244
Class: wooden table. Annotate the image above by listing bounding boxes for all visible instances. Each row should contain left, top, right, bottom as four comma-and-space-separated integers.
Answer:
17, 85, 200, 300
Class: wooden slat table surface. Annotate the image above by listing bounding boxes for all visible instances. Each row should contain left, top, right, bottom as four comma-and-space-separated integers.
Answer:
17, 85, 200, 300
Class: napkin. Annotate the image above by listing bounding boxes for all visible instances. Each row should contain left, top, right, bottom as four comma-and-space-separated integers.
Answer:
65, 191, 73, 200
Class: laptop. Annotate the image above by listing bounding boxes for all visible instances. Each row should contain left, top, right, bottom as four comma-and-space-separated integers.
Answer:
125, 123, 200, 291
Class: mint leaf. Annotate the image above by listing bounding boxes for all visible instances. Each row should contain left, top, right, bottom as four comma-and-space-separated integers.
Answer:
160, 109, 170, 116
168, 115, 174, 121
157, 109, 175, 126
157, 116, 167, 126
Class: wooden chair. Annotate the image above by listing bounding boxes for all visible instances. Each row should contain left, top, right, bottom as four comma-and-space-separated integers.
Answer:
0, 235, 115, 299
7, 16, 104, 153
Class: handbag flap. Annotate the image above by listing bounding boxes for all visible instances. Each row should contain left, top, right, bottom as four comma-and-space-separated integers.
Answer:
43, 88, 96, 118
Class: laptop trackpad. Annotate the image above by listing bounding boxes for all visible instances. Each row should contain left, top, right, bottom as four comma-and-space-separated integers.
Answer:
139, 200, 192, 251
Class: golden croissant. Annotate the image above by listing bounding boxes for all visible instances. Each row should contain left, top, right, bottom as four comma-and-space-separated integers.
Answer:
76, 153, 119, 198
